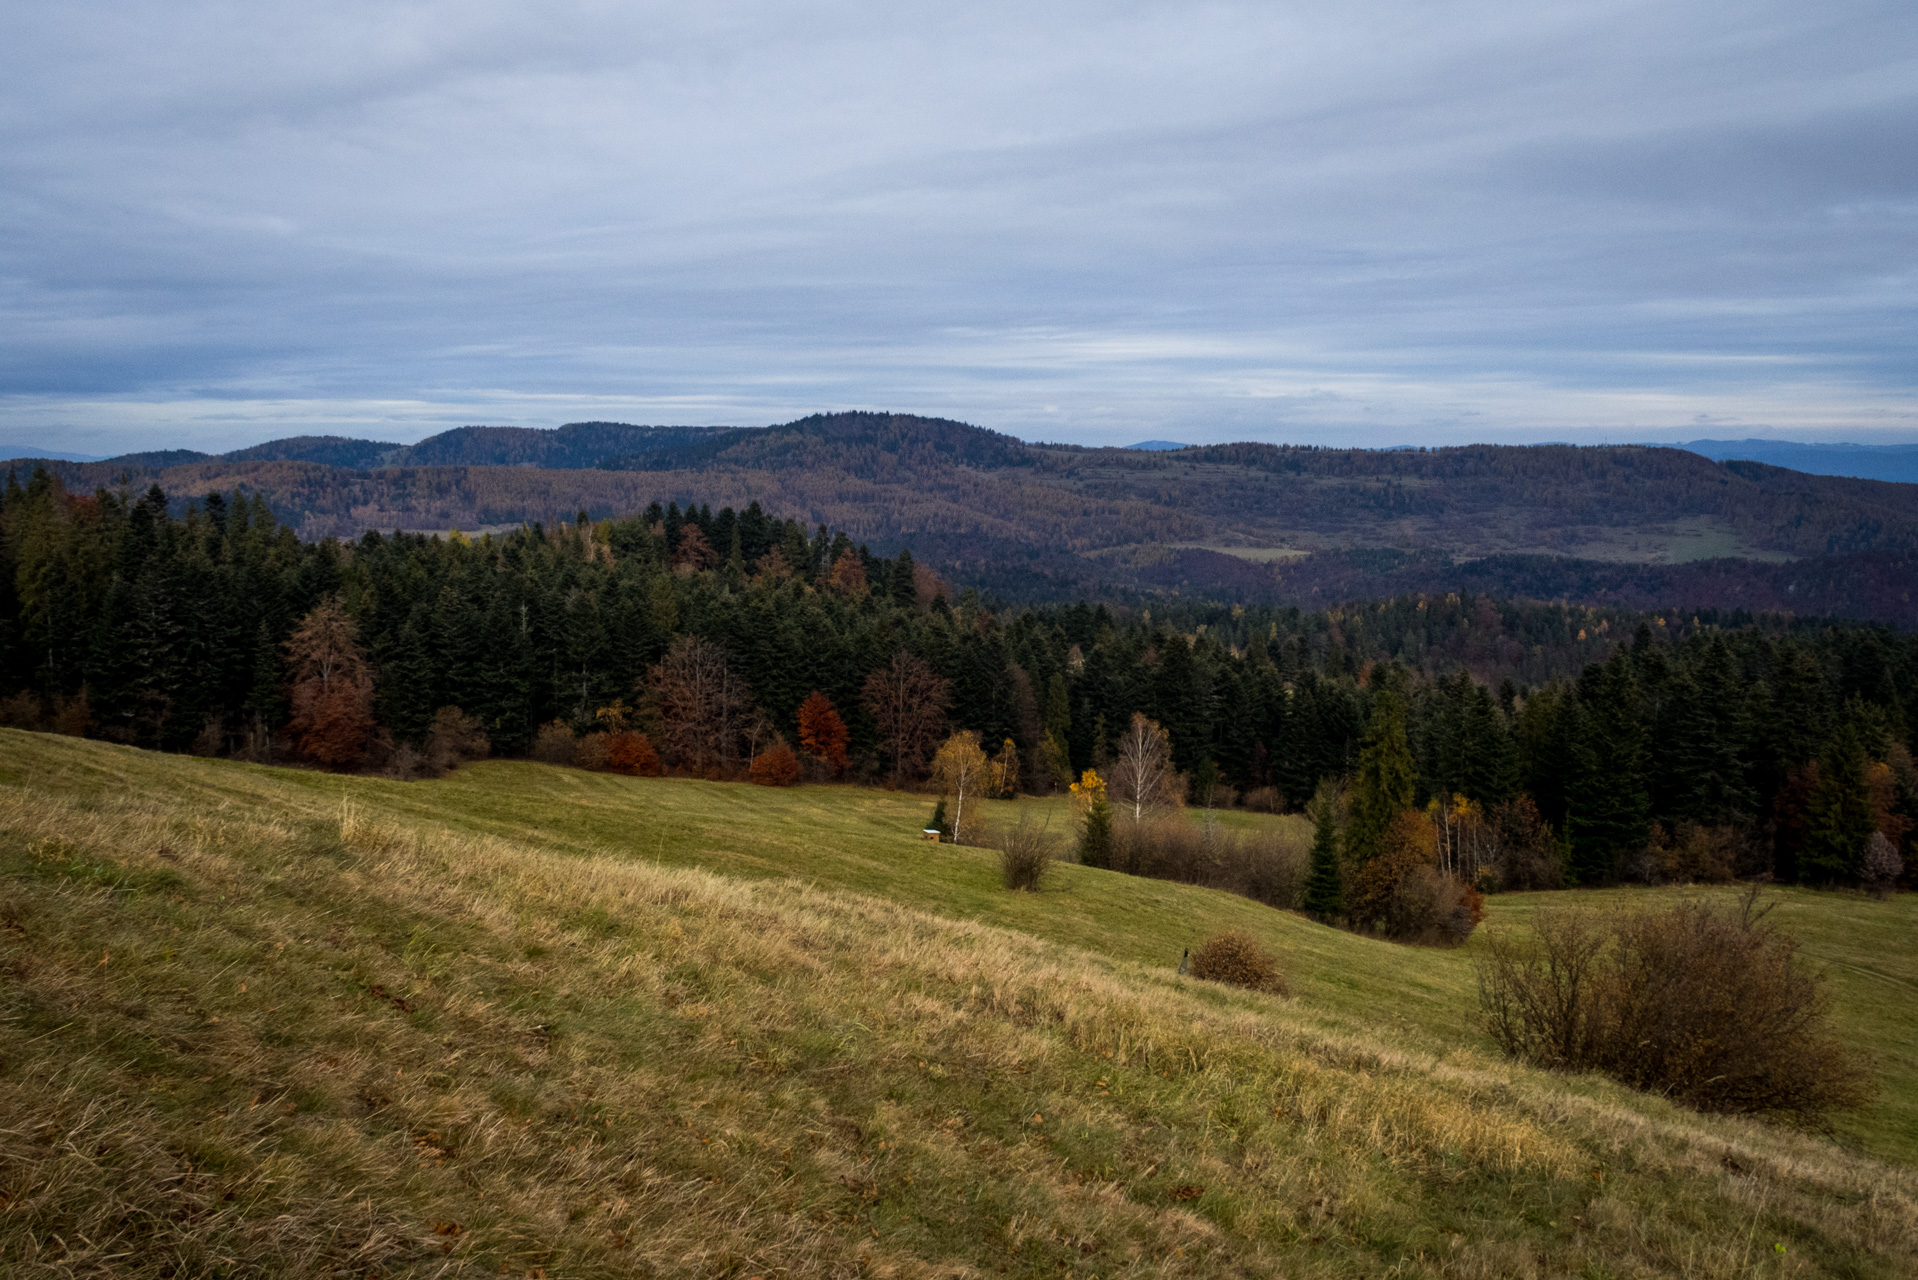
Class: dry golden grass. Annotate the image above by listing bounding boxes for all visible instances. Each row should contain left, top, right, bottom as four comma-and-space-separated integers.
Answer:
2, 737, 1916, 1275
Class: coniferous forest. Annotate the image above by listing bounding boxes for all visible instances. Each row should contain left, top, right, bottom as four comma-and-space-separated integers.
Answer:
3, 467, 1914, 897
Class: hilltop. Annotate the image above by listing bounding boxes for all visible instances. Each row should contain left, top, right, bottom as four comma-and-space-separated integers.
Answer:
3, 729, 1915, 1276
11, 412, 1918, 623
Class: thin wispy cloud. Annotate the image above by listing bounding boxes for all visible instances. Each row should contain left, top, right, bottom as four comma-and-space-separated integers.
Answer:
2, 0, 1913, 454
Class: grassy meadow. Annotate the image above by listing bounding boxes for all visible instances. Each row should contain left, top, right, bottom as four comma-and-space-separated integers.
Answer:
3, 728, 1916, 1277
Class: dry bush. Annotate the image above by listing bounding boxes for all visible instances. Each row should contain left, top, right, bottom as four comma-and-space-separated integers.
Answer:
188, 713, 224, 758
1188, 931, 1287, 995
1384, 866, 1483, 947
0, 690, 41, 729
530, 719, 577, 765
605, 730, 662, 776
424, 706, 490, 773
750, 742, 801, 787
573, 731, 611, 771
1480, 797, 1563, 891
381, 742, 428, 780
996, 816, 1059, 891
1110, 817, 1307, 909
1241, 785, 1284, 814
1628, 822, 1741, 884
1479, 896, 1873, 1122
1864, 831, 1902, 897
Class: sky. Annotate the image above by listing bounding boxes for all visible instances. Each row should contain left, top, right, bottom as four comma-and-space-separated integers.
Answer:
2, 0, 1915, 457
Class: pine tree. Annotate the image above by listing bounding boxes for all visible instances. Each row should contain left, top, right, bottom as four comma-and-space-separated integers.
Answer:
1801, 725, 1876, 882
1346, 690, 1416, 863
889, 549, 917, 607
1565, 652, 1650, 884
1302, 791, 1344, 920
1072, 769, 1114, 869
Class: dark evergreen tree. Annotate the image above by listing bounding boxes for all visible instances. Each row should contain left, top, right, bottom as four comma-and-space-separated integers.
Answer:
1801, 725, 1876, 883
1302, 798, 1344, 920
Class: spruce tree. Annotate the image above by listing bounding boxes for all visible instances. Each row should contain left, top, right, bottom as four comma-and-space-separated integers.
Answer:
1801, 725, 1876, 882
1565, 652, 1650, 884
889, 549, 917, 607
1302, 796, 1344, 921
1346, 690, 1416, 863
1079, 788, 1113, 869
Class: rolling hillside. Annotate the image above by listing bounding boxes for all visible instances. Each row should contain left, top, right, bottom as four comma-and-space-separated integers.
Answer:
3, 729, 1914, 1276
11, 412, 1918, 623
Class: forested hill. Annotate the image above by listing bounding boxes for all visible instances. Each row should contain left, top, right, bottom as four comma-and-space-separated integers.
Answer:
2, 471, 1914, 891
11, 411, 1918, 624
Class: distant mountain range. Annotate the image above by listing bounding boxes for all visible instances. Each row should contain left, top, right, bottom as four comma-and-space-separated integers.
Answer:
1679, 438, 1918, 485
8, 413, 1918, 625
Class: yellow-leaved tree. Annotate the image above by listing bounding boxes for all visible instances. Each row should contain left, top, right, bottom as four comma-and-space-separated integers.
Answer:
929, 731, 991, 846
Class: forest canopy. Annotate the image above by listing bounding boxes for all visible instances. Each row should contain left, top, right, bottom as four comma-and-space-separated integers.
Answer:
2, 465, 1913, 890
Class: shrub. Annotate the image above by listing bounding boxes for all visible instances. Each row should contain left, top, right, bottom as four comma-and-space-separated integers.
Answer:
531, 720, 577, 765
997, 815, 1059, 890
1241, 785, 1284, 814
381, 742, 428, 781
189, 713, 224, 758
0, 690, 42, 730
750, 742, 801, 787
1863, 831, 1902, 897
1628, 822, 1740, 885
1478, 895, 1873, 1122
1384, 866, 1483, 946
1481, 797, 1563, 891
424, 706, 490, 773
1188, 931, 1286, 995
573, 732, 611, 771
1107, 815, 1307, 908
605, 731, 661, 777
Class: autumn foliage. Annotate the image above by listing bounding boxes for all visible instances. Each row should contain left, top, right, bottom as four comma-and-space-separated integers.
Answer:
797, 691, 850, 771
283, 597, 377, 768
605, 731, 661, 776
751, 742, 801, 786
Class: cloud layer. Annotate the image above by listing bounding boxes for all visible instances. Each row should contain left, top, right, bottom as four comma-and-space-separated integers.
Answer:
3, 0, 1914, 453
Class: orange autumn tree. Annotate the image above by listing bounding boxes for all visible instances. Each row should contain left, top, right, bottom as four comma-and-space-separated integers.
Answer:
283, 596, 377, 768
797, 690, 850, 772
751, 741, 801, 786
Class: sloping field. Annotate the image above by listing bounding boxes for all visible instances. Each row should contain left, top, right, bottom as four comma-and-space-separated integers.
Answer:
3, 730, 1915, 1277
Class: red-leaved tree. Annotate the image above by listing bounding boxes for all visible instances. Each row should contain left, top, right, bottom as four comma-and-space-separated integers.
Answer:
797, 690, 850, 773
284, 597, 377, 768
750, 741, 801, 787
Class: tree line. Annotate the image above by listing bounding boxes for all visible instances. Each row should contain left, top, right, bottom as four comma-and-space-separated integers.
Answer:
2, 467, 1913, 890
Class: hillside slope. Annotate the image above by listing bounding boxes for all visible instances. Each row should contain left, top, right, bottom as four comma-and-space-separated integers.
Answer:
3, 731, 1915, 1277
11, 412, 1918, 622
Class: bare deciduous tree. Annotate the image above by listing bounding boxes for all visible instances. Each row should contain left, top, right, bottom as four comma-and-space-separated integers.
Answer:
862, 652, 952, 786
1109, 712, 1179, 823
648, 635, 751, 772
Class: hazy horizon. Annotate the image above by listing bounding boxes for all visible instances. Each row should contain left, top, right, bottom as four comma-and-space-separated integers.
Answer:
5, 1, 1914, 456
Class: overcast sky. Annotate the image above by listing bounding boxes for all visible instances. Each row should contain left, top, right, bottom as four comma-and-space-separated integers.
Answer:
2, 0, 1914, 456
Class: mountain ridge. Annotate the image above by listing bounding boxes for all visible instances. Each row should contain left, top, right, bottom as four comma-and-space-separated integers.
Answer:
9, 411, 1918, 625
